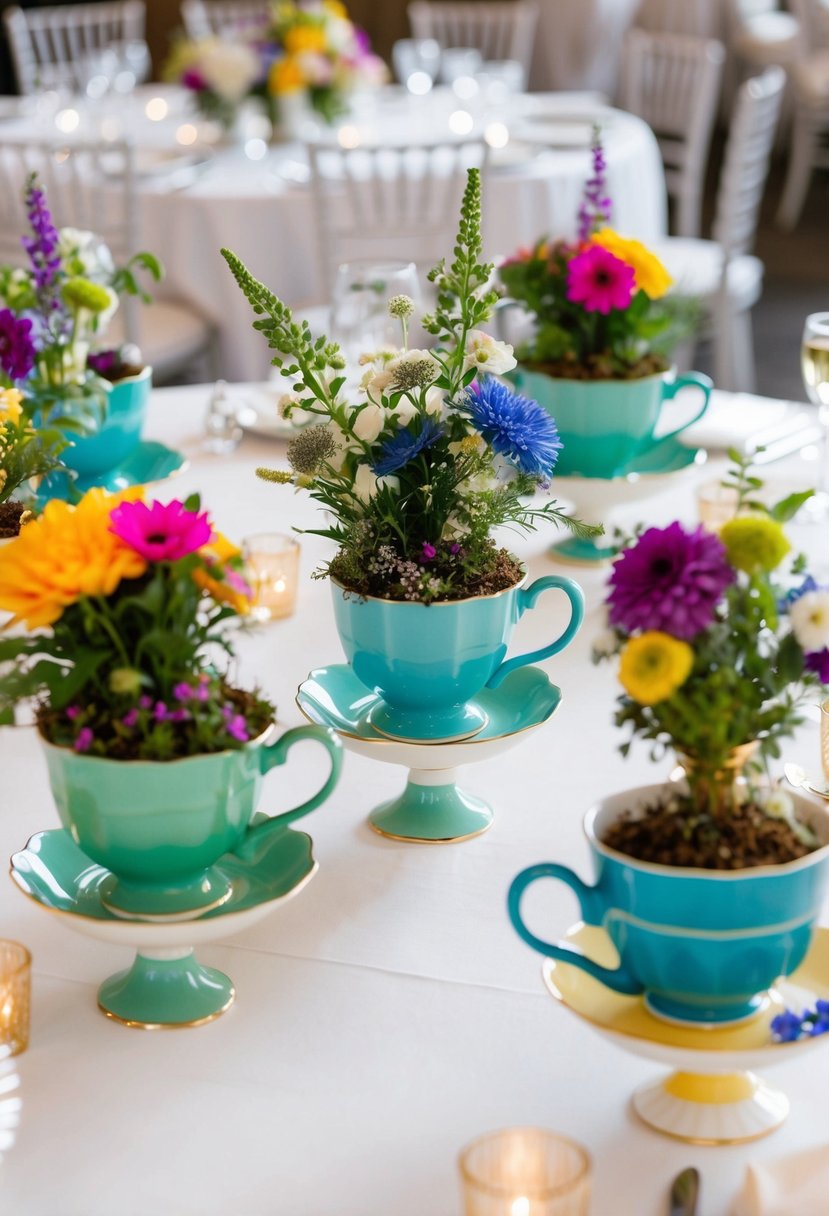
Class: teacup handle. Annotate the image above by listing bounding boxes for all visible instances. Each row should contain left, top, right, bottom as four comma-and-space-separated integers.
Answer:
507, 862, 643, 995
486, 576, 584, 690
253, 724, 343, 830
655, 371, 713, 443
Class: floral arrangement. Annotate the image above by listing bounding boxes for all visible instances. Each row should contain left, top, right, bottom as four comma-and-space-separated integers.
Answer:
0, 176, 161, 425
0, 488, 272, 760
222, 169, 596, 604
0, 385, 67, 537
772, 1001, 829, 1042
498, 128, 683, 380
167, 0, 386, 130
594, 456, 827, 861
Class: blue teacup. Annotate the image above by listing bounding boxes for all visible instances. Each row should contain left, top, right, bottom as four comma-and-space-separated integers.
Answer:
331, 575, 584, 742
63, 366, 152, 477
508, 784, 829, 1026
508, 367, 712, 479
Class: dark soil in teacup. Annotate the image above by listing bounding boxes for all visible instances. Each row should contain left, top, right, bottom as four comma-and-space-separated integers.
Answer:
330, 544, 523, 602
523, 353, 668, 381
0, 499, 29, 538
602, 795, 816, 870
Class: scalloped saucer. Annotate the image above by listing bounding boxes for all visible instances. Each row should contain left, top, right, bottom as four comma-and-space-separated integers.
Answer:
297, 664, 561, 842
10, 821, 316, 1028
38, 440, 187, 501
542, 923, 829, 1144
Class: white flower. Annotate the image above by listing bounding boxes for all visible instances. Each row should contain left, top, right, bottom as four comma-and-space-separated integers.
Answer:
462, 330, 516, 375
763, 789, 795, 821
58, 228, 115, 280
790, 590, 829, 653
385, 349, 440, 391
297, 51, 334, 87
424, 386, 447, 417
200, 41, 261, 103
353, 464, 399, 503
352, 402, 384, 443
389, 398, 417, 427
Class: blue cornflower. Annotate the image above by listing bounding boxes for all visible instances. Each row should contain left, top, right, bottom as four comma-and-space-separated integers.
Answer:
465, 377, 562, 478
372, 417, 443, 477
770, 1009, 804, 1043
779, 575, 818, 614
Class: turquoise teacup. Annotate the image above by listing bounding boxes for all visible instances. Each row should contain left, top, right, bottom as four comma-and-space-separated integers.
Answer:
332, 574, 584, 743
63, 366, 152, 477
42, 724, 342, 920
508, 784, 829, 1026
509, 367, 712, 479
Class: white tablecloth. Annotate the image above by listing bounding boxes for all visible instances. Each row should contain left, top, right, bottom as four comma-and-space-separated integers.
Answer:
0, 87, 666, 381
1, 384, 827, 1215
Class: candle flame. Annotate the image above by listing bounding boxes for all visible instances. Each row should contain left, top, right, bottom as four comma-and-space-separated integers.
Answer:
511, 1198, 530, 1216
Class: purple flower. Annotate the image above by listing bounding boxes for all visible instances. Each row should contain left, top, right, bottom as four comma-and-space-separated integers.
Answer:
194, 677, 211, 703
222, 707, 249, 742
87, 349, 119, 376
450, 543, 462, 555
608, 522, 735, 641
22, 176, 61, 302
577, 127, 612, 244
0, 309, 35, 381
139, 695, 153, 709
65, 705, 80, 721
805, 648, 829, 683
169, 708, 190, 723
74, 727, 94, 753
421, 541, 437, 563
153, 701, 168, 721
181, 67, 207, 91
173, 681, 194, 702
122, 708, 139, 728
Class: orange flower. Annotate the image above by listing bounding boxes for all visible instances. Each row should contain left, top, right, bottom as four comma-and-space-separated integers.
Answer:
193, 530, 251, 615
0, 488, 147, 629
269, 54, 306, 94
283, 25, 327, 56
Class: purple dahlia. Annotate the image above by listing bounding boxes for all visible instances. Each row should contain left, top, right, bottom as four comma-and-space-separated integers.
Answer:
805, 648, 829, 683
608, 521, 735, 641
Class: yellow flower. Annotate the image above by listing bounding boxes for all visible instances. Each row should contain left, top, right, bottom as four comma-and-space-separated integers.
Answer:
720, 516, 790, 573
0, 488, 147, 629
193, 530, 251, 615
283, 25, 327, 56
591, 228, 673, 299
269, 55, 306, 94
0, 388, 23, 426
619, 631, 693, 705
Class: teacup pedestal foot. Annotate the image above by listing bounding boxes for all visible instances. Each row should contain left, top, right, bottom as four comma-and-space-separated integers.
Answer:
632, 1070, 788, 1145
98, 948, 235, 1028
549, 535, 617, 566
368, 768, 493, 844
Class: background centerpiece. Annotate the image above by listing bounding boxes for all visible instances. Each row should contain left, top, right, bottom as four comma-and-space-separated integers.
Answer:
223, 168, 590, 748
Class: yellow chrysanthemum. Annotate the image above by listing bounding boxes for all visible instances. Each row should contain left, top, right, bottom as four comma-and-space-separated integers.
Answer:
619, 631, 693, 706
0, 487, 147, 629
591, 228, 673, 299
283, 25, 327, 55
0, 388, 23, 426
193, 530, 251, 615
323, 0, 348, 17
269, 54, 306, 94
720, 516, 790, 573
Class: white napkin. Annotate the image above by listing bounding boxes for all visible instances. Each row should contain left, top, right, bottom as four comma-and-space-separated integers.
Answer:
680, 392, 820, 457
731, 1144, 829, 1215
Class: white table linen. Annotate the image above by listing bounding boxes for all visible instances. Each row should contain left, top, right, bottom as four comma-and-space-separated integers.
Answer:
2, 384, 826, 1216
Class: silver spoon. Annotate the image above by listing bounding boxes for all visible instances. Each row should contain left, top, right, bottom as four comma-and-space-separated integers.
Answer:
784, 763, 829, 801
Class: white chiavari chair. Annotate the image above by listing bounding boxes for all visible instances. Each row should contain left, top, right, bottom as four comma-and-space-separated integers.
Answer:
407, 2, 538, 86
180, 0, 272, 41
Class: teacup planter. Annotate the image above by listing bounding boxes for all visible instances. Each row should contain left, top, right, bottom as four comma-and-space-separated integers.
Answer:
509, 783, 829, 1027
43, 723, 342, 921
507, 367, 712, 480
331, 574, 584, 744
62, 366, 152, 478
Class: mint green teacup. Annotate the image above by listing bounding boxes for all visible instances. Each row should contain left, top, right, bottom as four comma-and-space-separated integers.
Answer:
509, 367, 712, 478
42, 724, 342, 920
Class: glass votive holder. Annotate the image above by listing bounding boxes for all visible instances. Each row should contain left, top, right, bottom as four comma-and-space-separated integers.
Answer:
0, 943, 31, 1056
696, 479, 741, 531
458, 1128, 591, 1216
821, 699, 829, 784
242, 533, 300, 623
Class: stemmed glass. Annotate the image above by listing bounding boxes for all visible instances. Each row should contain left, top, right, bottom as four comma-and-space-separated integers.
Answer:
800, 312, 829, 521
330, 261, 421, 368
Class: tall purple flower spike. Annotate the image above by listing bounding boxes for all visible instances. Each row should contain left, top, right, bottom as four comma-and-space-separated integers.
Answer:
576, 125, 612, 244
22, 175, 61, 306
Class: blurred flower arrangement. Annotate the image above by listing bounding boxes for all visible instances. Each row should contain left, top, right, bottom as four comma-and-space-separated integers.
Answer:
595, 454, 827, 846
0, 488, 273, 760
223, 168, 597, 604
166, 0, 386, 131
498, 128, 687, 380
0, 176, 162, 427
0, 386, 67, 537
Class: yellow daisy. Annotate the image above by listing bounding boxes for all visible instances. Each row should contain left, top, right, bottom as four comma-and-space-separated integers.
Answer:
283, 25, 328, 56
619, 631, 693, 705
0, 388, 23, 426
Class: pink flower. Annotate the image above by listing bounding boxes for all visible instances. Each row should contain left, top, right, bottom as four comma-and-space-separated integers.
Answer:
74, 727, 94, 753
122, 708, 139, 728
566, 245, 635, 315
109, 500, 212, 563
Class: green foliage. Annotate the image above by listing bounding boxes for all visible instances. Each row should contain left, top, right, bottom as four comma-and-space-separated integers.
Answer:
0, 408, 68, 504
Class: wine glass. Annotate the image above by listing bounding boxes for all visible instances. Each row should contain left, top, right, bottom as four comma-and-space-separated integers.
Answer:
801, 311, 829, 520
329, 261, 421, 369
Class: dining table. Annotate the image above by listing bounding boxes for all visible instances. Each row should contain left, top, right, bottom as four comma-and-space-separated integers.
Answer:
0, 84, 667, 381
1, 380, 828, 1216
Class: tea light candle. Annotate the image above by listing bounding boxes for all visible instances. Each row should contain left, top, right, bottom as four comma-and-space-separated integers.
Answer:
243, 533, 301, 622
0, 942, 31, 1056
821, 699, 829, 784
696, 480, 741, 531
458, 1128, 591, 1216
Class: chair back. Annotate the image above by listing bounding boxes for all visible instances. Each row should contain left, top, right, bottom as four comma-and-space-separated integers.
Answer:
307, 138, 489, 290
619, 30, 725, 236
407, 1, 538, 80
634, 0, 718, 36
713, 66, 785, 258
787, 0, 829, 48
0, 136, 141, 343
3, 1, 147, 95
181, 0, 271, 41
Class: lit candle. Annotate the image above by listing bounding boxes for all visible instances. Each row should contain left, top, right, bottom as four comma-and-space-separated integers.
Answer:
243, 533, 301, 623
458, 1128, 590, 1216
0, 943, 30, 1057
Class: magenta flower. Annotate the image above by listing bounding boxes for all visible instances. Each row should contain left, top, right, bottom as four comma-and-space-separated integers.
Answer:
0, 309, 36, 381
566, 246, 635, 315
169, 707, 190, 723
109, 499, 212, 562
139, 695, 153, 709
122, 708, 139, 728
806, 649, 829, 683
153, 701, 168, 721
173, 681, 194, 702
421, 541, 437, 563
222, 707, 249, 742
65, 705, 80, 720
608, 522, 735, 641
74, 727, 94, 753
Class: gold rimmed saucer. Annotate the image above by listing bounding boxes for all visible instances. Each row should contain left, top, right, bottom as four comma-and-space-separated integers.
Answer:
542, 924, 829, 1144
